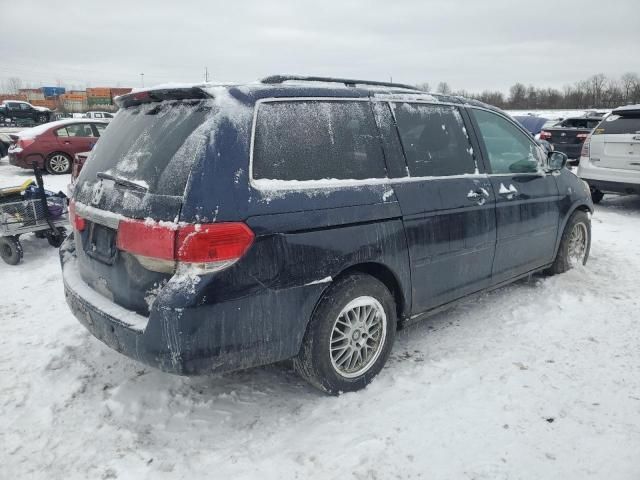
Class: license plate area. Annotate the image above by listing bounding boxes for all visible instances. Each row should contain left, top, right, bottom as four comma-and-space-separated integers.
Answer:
85, 222, 118, 265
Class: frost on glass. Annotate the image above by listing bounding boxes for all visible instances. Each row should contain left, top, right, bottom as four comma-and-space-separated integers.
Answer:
392, 103, 477, 177
253, 101, 386, 182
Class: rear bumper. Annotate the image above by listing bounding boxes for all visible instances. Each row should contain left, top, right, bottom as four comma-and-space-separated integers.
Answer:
578, 156, 640, 194
60, 235, 320, 375
552, 143, 583, 159
8, 151, 45, 169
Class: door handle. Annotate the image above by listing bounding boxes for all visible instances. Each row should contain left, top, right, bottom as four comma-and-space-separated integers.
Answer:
467, 188, 490, 205
63, 141, 71, 144
498, 183, 518, 199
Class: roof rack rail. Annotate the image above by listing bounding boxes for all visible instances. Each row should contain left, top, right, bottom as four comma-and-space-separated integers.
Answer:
260, 75, 422, 91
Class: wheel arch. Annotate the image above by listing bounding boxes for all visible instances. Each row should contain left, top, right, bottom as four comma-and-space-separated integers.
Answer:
331, 261, 409, 324
553, 200, 592, 259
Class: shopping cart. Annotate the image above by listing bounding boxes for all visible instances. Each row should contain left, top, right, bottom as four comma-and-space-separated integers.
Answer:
0, 166, 68, 265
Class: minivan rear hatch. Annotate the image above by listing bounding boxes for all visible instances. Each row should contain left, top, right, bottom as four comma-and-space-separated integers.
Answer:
592, 109, 640, 170
72, 88, 217, 315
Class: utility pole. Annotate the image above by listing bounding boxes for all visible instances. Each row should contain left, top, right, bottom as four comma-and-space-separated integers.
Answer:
140, 73, 145, 87
204, 66, 209, 83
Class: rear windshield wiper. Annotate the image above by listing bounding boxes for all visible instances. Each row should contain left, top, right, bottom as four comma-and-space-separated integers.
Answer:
97, 172, 148, 192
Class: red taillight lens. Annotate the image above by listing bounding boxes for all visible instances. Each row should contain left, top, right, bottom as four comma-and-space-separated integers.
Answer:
576, 133, 589, 141
18, 138, 35, 149
116, 220, 176, 260
539, 131, 552, 140
69, 200, 86, 231
176, 223, 255, 263
116, 220, 255, 273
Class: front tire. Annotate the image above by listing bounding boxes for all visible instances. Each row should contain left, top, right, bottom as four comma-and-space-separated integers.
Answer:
548, 210, 591, 274
37, 114, 48, 124
293, 273, 396, 394
46, 153, 72, 174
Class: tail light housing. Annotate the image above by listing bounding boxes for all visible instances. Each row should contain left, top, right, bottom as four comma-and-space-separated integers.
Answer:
69, 200, 86, 231
576, 133, 589, 141
17, 138, 35, 149
116, 220, 255, 274
581, 134, 591, 158
539, 130, 552, 141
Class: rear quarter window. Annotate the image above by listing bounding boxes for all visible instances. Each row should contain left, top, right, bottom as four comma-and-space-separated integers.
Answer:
252, 100, 386, 182
595, 114, 640, 135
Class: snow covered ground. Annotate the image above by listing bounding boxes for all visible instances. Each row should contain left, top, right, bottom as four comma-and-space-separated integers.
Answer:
505, 109, 611, 121
1, 158, 639, 480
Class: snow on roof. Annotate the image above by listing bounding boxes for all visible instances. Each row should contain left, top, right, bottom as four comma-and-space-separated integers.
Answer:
17, 118, 108, 138
613, 104, 640, 113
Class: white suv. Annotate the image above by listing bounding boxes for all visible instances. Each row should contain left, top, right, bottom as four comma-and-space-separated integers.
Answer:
84, 111, 115, 122
578, 105, 640, 203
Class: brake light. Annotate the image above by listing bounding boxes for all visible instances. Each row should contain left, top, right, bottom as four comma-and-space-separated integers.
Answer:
18, 138, 35, 149
539, 131, 552, 140
576, 133, 589, 141
116, 220, 255, 274
69, 200, 86, 231
581, 134, 591, 158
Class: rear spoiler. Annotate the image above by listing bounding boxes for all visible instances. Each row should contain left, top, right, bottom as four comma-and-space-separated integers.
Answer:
115, 87, 212, 108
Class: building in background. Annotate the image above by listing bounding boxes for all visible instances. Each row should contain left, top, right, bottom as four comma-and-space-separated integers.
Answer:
0, 86, 132, 113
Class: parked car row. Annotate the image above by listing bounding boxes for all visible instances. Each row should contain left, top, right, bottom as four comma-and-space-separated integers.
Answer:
60, 76, 593, 395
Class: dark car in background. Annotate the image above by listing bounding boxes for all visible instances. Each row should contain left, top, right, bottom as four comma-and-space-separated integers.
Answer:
8, 119, 108, 174
540, 116, 603, 164
61, 76, 593, 395
0, 100, 53, 125
513, 115, 549, 137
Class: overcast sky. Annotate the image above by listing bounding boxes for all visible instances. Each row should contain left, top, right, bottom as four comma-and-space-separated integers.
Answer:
2, 0, 639, 93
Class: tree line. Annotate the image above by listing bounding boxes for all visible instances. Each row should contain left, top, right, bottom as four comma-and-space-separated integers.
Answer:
417, 73, 640, 110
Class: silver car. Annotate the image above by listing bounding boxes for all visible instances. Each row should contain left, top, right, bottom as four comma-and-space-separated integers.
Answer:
578, 105, 640, 203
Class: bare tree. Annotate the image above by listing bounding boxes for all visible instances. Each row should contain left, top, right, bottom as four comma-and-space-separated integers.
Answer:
436, 82, 451, 95
620, 72, 639, 104
415, 82, 431, 92
2, 77, 23, 94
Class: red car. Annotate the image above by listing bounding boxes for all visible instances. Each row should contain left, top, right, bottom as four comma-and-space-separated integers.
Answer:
8, 119, 108, 174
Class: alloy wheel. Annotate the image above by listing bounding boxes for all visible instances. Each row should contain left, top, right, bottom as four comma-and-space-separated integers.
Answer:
567, 222, 588, 266
329, 296, 387, 378
49, 154, 70, 174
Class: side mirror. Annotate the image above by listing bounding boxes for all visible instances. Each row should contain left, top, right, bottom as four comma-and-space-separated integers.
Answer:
547, 151, 568, 171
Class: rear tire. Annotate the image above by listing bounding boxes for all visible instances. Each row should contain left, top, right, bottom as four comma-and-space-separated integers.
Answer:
45, 153, 72, 174
548, 210, 591, 275
0, 236, 23, 265
293, 273, 396, 394
590, 188, 604, 204
37, 114, 48, 124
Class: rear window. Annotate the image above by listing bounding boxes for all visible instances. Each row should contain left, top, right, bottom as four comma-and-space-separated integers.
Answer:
559, 118, 601, 129
595, 114, 640, 135
78, 99, 214, 196
252, 100, 386, 181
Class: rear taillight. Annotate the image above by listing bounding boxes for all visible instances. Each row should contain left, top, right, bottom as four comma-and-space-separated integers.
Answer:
18, 138, 35, 149
539, 131, 552, 140
116, 220, 255, 274
576, 133, 589, 141
581, 135, 591, 158
69, 200, 86, 231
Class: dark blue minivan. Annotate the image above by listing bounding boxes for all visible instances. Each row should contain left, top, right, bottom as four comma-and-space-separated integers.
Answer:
61, 76, 593, 394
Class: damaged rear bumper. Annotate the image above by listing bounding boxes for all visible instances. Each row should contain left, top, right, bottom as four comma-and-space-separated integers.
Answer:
60, 236, 319, 375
